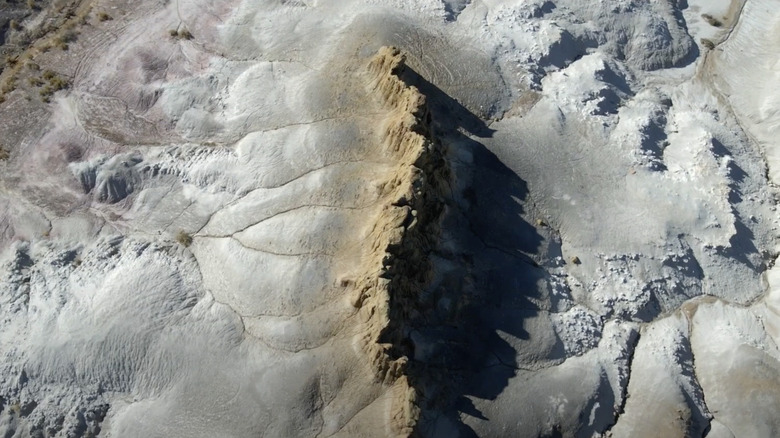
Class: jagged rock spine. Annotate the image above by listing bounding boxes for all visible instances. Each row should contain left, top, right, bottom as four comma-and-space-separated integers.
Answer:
350, 46, 451, 436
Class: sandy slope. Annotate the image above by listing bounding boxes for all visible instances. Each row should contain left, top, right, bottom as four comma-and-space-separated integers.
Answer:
0, 0, 778, 437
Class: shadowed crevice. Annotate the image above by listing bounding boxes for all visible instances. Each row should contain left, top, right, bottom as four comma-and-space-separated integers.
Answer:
360, 50, 548, 437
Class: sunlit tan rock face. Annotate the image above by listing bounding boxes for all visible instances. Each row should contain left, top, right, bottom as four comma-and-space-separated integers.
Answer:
1, 0, 780, 437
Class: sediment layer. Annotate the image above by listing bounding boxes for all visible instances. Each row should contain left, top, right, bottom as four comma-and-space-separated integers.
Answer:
350, 46, 451, 435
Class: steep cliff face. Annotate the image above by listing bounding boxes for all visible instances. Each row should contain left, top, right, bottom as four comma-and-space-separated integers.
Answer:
350, 46, 451, 435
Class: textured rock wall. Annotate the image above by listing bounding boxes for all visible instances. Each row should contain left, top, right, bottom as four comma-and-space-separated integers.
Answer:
351, 46, 451, 435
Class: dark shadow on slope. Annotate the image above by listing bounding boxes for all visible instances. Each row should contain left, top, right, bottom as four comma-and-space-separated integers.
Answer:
441, 0, 471, 22
709, 138, 762, 270
396, 66, 561, 438
710, 138, 747, 203
398, 67, 495, 139
668, 0, 702, 69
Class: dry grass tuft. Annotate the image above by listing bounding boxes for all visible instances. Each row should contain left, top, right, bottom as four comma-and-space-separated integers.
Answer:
169, 28, 193, 40
702, 13, 723, 27
36, 70, 70, 102
1, 77, 16, 94
176, 231, 193, 247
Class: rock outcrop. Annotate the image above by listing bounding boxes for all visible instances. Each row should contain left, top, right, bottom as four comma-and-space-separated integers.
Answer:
350, 46, 451, 435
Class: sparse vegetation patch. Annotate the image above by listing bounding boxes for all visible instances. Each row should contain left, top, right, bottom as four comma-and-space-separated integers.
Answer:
702, 13, 723, 27
176, 231, 193, 247
1, 77, 17, 94
168, 28, 193, 40
32, 70, 71, 102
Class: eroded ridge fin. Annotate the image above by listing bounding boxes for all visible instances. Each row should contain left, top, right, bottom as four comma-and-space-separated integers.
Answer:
351, 46, 452, 435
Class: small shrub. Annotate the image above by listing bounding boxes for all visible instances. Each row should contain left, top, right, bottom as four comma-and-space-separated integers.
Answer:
176, 231, 193, 247
37, 72, 69, 102
62, 29, 78, 42
54, 37, 69, 50
701, 38, 715, 50
39, 86, 53, 102
1, 78, 16, 94
0, 146, 9, 161
169, 28, 193, 40
9, 19, 20, 30
26, 0, 36, 9
97, 12, 112, 21
27, 76, 43, 86
26, 61, 39, 71
702, 13, 723, 27
48, 75, 69, 90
